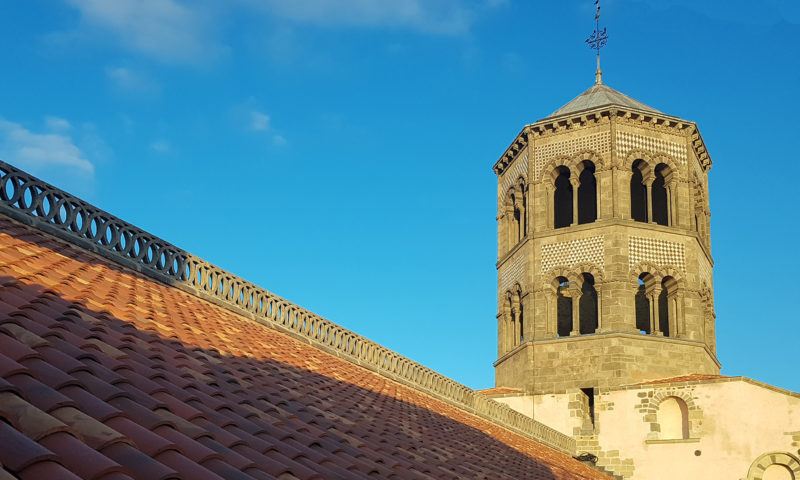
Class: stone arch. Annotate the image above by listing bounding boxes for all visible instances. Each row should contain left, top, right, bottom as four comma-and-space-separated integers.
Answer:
511, 282, 525, 345
629, 261, 662, 287
544, 266, 581, 292
642, 389, 703, 441
544, 267, 580, 338
699, 282, 717, 352
576, 159, 598, 225
573, 262, 606, 286
540, 154, 576, 183
656, 266, 684, 286
650, 153, 682, 182
571, 149, 607, 173
631, 262, 659, 334
578, 272, 599, 334
746, 452, 800, 480
656, 396, 690, 439
625, 150, 655, 181
502, 178, 528, 251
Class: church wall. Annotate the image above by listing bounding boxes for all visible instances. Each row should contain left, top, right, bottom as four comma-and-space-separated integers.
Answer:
593, 379, 800, 479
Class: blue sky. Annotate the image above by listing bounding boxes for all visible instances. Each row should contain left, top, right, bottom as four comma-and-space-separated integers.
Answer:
1, 0, 798, 392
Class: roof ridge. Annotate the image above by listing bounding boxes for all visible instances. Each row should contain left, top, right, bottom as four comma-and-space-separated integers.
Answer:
0, 160, 575, 454
543, 83, 661, 121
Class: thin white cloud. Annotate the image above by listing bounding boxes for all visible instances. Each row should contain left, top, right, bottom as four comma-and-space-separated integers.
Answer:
105, 66, 160, 93
250, 111, 271, 132
0, 118, 94, 174
45, 116, 72, 131
151, 140, 171, 153
64, 0, 221, 63
241, 0, 476, 35
247, 110, 287, 146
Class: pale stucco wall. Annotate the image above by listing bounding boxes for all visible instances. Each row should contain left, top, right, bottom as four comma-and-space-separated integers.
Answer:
593, 379, 800, 479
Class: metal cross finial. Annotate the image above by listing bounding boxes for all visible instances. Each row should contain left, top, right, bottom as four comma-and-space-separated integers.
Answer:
585, 0, 608, 84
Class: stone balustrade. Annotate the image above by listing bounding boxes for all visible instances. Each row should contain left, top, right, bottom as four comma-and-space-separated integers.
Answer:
0, 160, 575, 454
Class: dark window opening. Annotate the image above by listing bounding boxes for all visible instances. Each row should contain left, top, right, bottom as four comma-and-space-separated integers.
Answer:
631, 160, 648, 223
635, 276, 650, 334
554, 167, 573, 228
579, 273, 598, 335
518, 304, 524, 344
577, 162, 597, 225
581, 387, 595, 428
652, 164, 669, 226
658, 288, 669, 337
557, 278, 572, 337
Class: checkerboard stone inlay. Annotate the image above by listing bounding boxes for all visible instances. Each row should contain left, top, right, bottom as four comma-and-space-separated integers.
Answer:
534, 132, 610, 180
629, 236, 686, 271
541, 235, 604, 273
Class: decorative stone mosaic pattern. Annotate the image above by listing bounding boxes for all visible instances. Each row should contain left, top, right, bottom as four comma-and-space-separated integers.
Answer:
500, 252, 527, 293
698, 256, 713, 289
616, 131, 687, 167
541, 236, 604, 273
502, 150, 529, 194
533, 132, 610, 180
629, 236, 686, 271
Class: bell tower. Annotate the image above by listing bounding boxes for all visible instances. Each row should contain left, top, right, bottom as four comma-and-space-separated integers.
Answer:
492, 75, 719, 394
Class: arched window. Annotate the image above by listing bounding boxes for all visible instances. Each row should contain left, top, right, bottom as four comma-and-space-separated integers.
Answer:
557, 277, 572, 337
511, 192, 522, 242
657, 397, 689, 440
762, 464, 795, 480
635, 274, 653, 334
631, 160, 648, 223
652, 163, 670, 226
554, 167, 573, 228
577, 161, 597, 225
579, 273, 598, 334
517, 178, 527, 241
518, 301, 525, 344
659, 276, 678, 337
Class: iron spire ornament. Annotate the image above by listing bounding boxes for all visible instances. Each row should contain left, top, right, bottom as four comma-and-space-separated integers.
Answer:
585, 0, 608, 84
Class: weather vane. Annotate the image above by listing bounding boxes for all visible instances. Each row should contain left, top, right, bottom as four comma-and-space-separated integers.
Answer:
585, 0, 608, 85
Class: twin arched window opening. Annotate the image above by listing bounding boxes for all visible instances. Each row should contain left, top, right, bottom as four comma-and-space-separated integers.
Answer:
504, 179, 527, 252
556, 273, 598, 337
631, 160, 672, 226
553, 161, 597, 229
501, 285, 525, 354
635, 273, 678, 337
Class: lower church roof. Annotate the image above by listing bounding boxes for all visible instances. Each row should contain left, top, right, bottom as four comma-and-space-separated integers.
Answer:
0, 162, 610, 479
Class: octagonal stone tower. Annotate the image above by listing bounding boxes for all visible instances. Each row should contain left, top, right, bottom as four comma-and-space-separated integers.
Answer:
493, 76, 719, 394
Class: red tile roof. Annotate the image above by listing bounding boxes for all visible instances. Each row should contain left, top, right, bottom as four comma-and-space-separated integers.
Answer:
476, 387, 524, 395
627, 374, 730, 386
0, 216, 611, 479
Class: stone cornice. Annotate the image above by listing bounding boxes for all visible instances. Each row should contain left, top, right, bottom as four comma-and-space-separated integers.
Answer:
493, 106, 713, 176
492, 127, 529, 175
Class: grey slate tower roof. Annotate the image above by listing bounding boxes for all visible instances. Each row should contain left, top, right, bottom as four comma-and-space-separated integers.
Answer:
544, 83, 661, 120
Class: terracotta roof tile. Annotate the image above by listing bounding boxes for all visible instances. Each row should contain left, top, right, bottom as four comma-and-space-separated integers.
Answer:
0, 215, 611, 480
0, 420, 58, 472
15, 460, 83, 480
628, 373, 729, 386
38, 431, 126, 479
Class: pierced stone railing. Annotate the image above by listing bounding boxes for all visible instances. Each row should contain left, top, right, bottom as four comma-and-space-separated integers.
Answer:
0, 160, 575, 454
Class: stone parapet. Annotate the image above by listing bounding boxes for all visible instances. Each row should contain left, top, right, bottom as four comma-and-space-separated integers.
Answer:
0, 160, 576, 455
